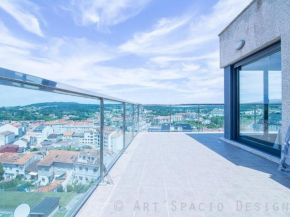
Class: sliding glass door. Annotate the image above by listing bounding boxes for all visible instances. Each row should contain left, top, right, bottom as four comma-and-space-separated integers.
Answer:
238, 50, 281, 155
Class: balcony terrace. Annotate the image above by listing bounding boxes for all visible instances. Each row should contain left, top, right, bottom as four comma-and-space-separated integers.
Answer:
0, 0, 289, 217
77, 133, 290, 217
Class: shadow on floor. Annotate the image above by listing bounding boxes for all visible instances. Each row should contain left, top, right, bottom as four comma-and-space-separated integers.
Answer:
186, 133, 290, 189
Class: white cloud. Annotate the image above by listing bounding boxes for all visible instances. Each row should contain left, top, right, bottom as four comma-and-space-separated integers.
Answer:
0, 0, 43, 37
0, 0, 253, 104
66, 0, 151, 31
149, 52, 219, 67
182, 63, 200, 72
0, 21, 34, 49
115, 0, 253, 103
119, 0, 252, 55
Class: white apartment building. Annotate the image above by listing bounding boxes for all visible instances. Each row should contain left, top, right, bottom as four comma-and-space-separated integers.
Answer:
62, 123, 92, 134
63, 132, 75, 141
73, 149, 100, 184
37, 150, 78, 186
0, 131, 15, 146
153, 115, 182, 124
105, 131, 123, 153
33, 125, 54, 145
14, 138, 30, 148
0, 153, 37, 179
0, 123, 23, 137
46, 122, 66, 134
80, 131, 97, 146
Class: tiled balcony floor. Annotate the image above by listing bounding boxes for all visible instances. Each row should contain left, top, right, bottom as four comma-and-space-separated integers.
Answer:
77, 133, 290, 217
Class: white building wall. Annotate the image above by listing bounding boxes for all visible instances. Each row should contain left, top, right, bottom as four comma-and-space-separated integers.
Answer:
73, 164, 99, 184
0, 133, 15, 146
0, 124, 21, 136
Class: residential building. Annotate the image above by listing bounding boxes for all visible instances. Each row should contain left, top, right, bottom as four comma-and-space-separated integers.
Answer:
170, 123, 193, 132
33, 125, 54, 145
171, 114, 183, 122
176, 112, 197, 120
62, 122, 93, 133
47, 134, 62, 142
0, 131, 15, 146
73, 149, 100, 184
0, 145, 19, 153
25, 159, 40, 181
45, 121, 66, 134
63, 132, 74, 141
37, 150, 78, 186
40, 141, 53, 150
153, 115, 182, 124
80, 131, 97, 146
14, 138, 30, 148
0, 123, 23, 137
153, 116, 170, 124
30, 197, 60, 217
0, 153, 37, 179
72, 133, 84, 144
25, 133, 38, 146
36, 180, 64, 193
148, 123, 193, 132
107, 132, 123, 153
220, 0, 287, 156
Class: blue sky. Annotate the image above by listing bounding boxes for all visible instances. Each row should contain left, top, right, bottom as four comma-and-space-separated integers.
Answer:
0, 0, 252, 104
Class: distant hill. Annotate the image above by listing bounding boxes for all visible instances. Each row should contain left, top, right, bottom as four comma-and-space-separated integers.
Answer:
0, 102, 100, 122
23, 102, 99, 108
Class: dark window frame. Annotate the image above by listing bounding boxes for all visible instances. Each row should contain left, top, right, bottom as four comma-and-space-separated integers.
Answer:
233, 42, 281, 156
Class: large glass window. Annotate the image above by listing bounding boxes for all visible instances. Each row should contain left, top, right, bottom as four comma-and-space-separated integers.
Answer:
238, 50, 281, 154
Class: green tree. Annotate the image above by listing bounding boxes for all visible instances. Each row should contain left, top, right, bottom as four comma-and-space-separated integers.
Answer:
66, 184, 73, 192
0, 164, 4, 181
57, 185, 64, 192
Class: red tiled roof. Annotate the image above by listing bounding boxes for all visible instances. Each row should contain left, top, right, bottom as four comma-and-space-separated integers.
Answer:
36, 180, 64, 192
64, 132, 74, 136
0, 153, 35, 165
38, 150, 78, 166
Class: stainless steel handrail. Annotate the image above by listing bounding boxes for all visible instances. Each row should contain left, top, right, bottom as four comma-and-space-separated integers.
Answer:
0, 67, 137, 104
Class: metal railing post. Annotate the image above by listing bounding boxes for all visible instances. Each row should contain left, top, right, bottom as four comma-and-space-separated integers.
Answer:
198, 105, 200, 132
254, 104, 257, 125
132, 105, 135, 138
100, 98, 104, 183
137, 105, 140, 132
123, 102, 126, 150
169, 105, 172, 132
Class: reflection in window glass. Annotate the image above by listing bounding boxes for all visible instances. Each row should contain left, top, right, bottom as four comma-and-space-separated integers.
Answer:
240, 71, 263, 104
239, 51, 281, 152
